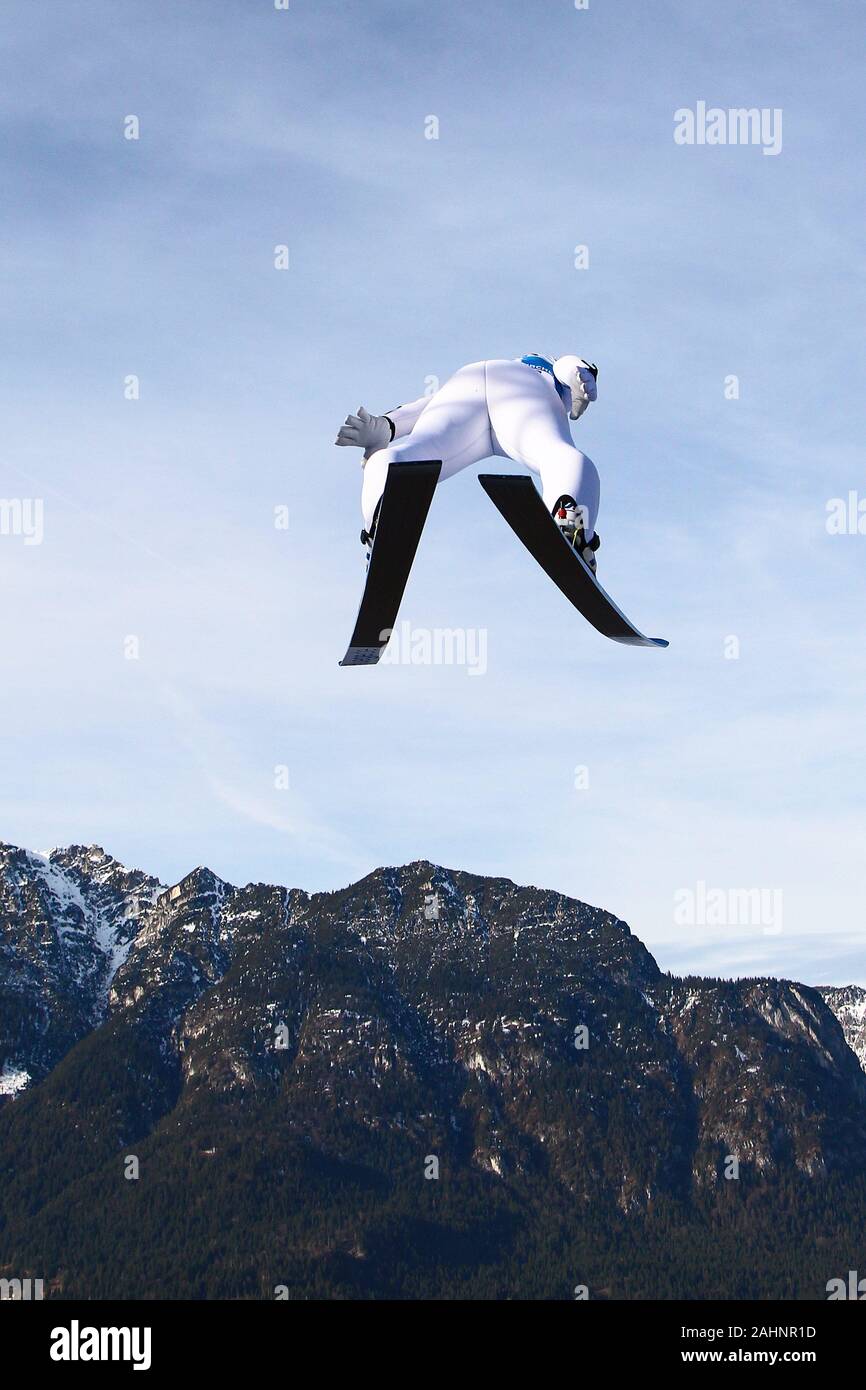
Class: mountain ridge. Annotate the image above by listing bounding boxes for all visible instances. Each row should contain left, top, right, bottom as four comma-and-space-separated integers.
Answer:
2, 840, 866, 1298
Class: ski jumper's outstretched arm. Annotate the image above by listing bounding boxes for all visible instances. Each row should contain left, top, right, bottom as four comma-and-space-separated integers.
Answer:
334, 396, 432, 461
383, 395, 431, 440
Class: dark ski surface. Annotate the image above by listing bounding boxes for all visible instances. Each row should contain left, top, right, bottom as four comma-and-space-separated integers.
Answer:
340, 460, 442, 666
479, 474, 668, 648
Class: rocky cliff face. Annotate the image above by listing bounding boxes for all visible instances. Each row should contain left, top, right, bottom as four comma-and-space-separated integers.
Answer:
2, 842, 863, 1192
820, 985, 866, 1073
5, 845, 866, 1301
0, 843, 162, 1095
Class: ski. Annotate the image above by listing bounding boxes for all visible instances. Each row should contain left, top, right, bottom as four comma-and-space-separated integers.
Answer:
339, 460, 442, 666
478, 474, 668, 648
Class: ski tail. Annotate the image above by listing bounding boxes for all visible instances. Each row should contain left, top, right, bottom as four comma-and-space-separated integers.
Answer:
479, 474, 668, 649
340, 461, 442, 666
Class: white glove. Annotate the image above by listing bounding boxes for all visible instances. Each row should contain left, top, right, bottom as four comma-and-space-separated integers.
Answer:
334, 406, 393, 459
553, 355, 598, 421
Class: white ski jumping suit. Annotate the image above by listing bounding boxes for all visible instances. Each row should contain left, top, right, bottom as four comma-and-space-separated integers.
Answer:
360, 356, 600, 539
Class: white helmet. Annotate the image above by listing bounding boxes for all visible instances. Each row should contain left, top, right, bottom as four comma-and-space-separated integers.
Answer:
553, 356, 599, 420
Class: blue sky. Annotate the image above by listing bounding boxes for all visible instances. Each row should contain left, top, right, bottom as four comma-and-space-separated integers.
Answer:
2, 0, 865, 983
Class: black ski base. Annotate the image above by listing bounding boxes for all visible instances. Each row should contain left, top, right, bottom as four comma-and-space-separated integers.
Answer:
479, 474, 668, 648
340, 460, 442, 666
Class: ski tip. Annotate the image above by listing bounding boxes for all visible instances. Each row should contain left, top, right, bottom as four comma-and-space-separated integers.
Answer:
613, 633, 669, 648
339, 646, 383, 667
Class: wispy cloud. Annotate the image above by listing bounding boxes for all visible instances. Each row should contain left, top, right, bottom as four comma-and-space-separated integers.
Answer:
154, 683, 365, 876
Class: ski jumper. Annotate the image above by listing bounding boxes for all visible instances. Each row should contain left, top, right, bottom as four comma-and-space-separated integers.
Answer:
360, 357, 600, 540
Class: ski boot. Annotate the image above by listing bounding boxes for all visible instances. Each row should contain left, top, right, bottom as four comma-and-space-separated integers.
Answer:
360, 499, 382, 568
552, 496, 601, 574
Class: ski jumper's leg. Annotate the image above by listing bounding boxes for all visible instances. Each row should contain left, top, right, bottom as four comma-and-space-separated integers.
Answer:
486, 358, 600, 539
361, 362, 492, 532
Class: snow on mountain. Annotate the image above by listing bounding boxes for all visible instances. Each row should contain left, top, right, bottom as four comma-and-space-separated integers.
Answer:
819, 985, 866, 1072
0, 1062, 30, 1097
0, 842, 165, 1095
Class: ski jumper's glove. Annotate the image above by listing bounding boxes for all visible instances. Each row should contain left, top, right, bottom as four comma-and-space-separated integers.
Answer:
334, 406, 394, 460
553, 356, 598, 421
